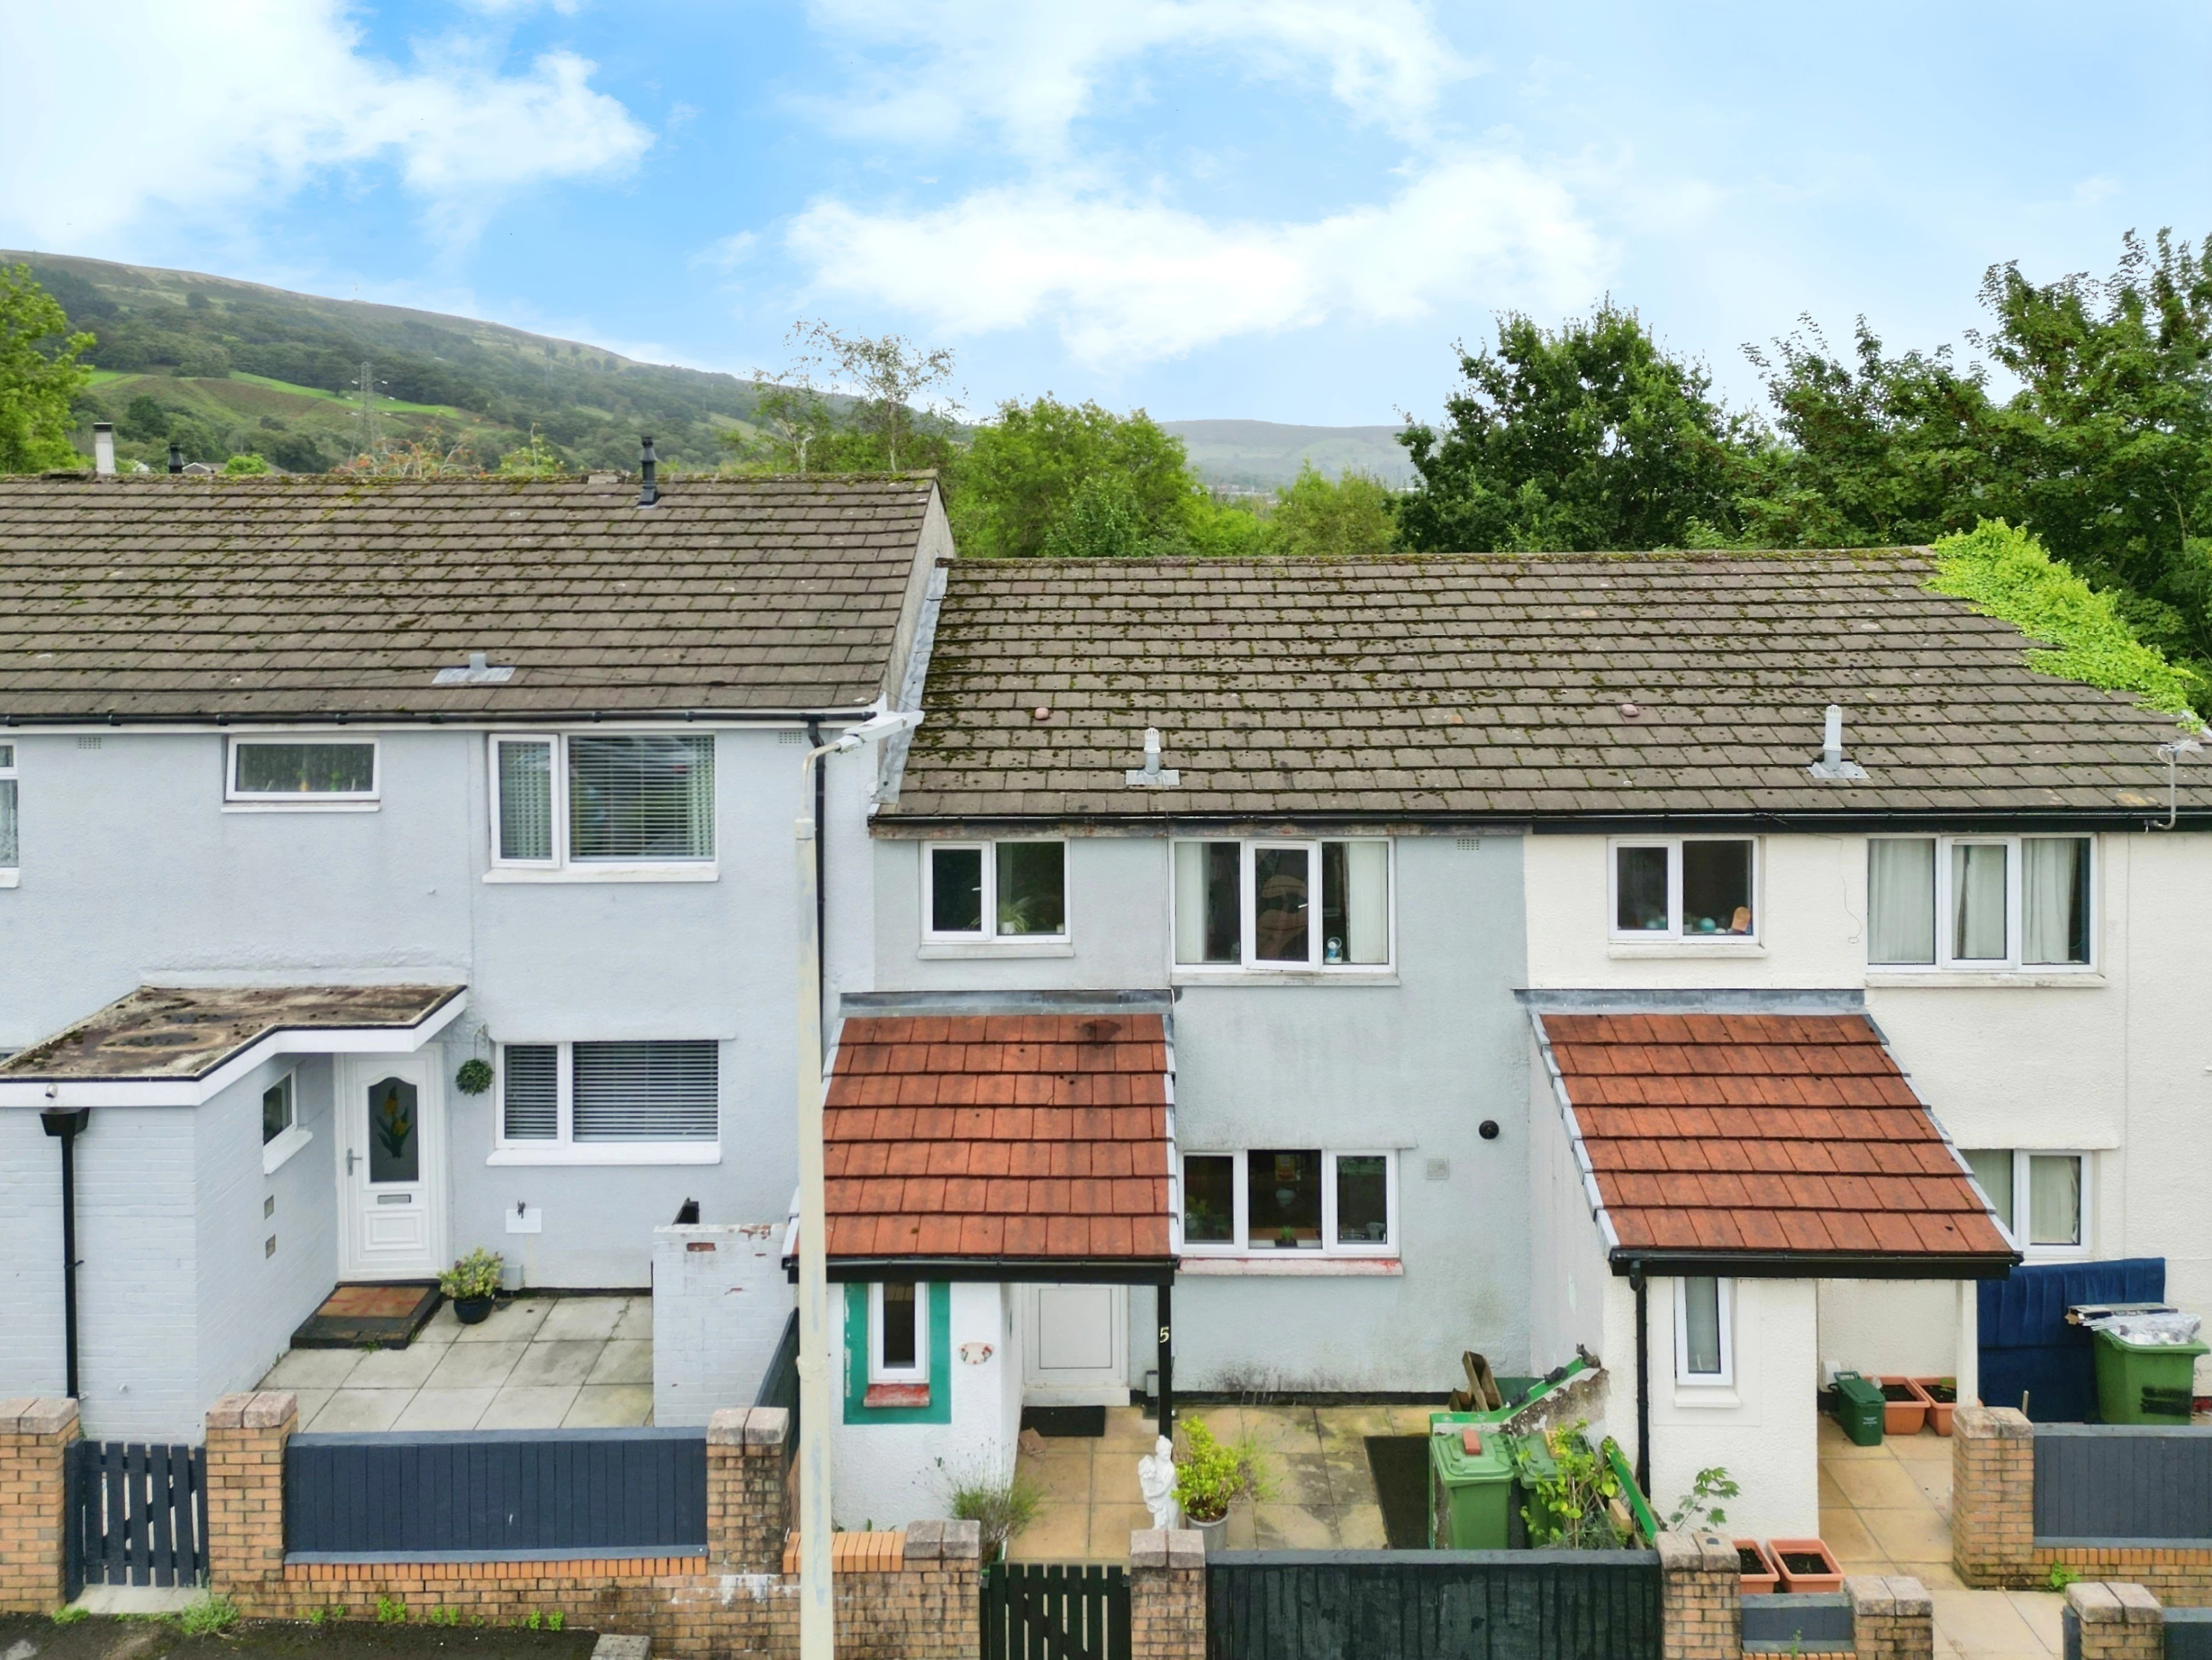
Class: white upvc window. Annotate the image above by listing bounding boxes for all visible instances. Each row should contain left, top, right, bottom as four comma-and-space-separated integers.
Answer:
226, 736, 379, 806
1172, 839, 1393, 971
491, 1039, 720, 1164
1178, 1149, 1397, 1256
1961, 1148, 2089, 1257
0, 741, 17, 881
1868, 835, 2093, 969
923, 841, 1068, 941
488, 732, 715, 872
1675, 1276, 1734, 1387
259, 1069, 312, 1173
1609, 837, 1758, 941
868, 1282, 930, 1385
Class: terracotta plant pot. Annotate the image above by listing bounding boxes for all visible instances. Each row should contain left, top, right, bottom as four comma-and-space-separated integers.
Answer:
1734, 1538, 1778, 1594
1878, 1375, 1931, 1435
1767, 1537, 1845, 1594
1913, 1377, 1957, 1435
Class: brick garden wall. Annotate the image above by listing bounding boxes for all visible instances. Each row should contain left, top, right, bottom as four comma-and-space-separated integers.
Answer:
0, 1399, 78, 1613
1951, 1405, 2212, 1603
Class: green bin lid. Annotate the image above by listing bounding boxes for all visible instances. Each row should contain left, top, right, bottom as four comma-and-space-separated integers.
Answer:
1429, 1419, 1516, 1483
1834, 1373, 1885, 1405
2093, 1329, 2210, 1358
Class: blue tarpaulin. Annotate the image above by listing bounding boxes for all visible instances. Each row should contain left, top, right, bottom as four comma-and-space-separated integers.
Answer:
1979, 1259, 2165, 1422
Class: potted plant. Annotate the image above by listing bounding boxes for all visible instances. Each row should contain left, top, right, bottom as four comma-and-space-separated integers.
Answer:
1174, 1416, 1268, 1551
1767, 1537, 1844, 1594
1877, 1376, 1932, 1436
1914, 1377, 1958, 1435
1734, 1538, 1779, 1594
439, 1247, 505, 1323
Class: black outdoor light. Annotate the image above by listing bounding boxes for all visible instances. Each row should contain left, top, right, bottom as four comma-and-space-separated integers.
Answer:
40, 1106, 90, 1400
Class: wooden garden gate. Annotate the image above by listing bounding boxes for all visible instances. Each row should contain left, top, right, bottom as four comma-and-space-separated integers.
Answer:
66, 1440, 210, 1598
981, 1561, 1131, 1660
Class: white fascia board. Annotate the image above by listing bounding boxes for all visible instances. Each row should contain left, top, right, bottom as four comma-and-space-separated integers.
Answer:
0, 992, 468, 1109
1528, 1009, 1622, 1253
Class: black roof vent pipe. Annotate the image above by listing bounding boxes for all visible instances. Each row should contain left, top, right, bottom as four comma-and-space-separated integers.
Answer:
637, 435, 658, 509
167, 442, 184, 475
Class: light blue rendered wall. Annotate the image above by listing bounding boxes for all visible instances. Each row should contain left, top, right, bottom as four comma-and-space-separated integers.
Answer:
869, 832, 1531, 1393
0, 723, 882, 1430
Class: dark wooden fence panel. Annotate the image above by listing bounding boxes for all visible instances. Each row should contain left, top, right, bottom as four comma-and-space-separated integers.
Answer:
755, 1310, 800, 1473
69, 1441, 208, 1588
1206, 1551, 1661, 1660
2169, 1607, 2212, 1660
2034, 1426, 2212, 1542
285, 1428, 707, 1557
983, 1562, 1130, 1660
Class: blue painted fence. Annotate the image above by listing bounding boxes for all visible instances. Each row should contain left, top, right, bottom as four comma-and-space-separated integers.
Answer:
1979, 1258, 2164, 1423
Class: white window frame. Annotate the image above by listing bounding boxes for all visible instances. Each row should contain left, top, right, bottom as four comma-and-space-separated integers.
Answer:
1176, 1149, 1398, 1258
1964, 1147, 2092, 1259
1607, 836, 1759, 943
486, 732, 718, 881
1868, 834, 2095, 972
921, 840, 1070, 943
224, 734, 380, 809
259, 1070, 312, 1174
1171, 837, 1396, 974
868, 1282, 931, 1385
486, 1039, 722, 1166
1673, 1276, 1734, 1388
0, 740, 17, 885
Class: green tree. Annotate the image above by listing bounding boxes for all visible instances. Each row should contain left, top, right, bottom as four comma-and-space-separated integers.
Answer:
1270, 464, 1399, 557
785, 321, 959, 471
497, 426, 567, 478
949, 396, 1198, 559
1396, 304, 1752, 551
221, 452, 271, 475
1039, 473, 1149, 558
0, 265, 94, 473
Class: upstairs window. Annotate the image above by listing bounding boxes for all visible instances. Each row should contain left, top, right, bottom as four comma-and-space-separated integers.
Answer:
495, 1040, 718, 1159
1172, 839, 1391, 970
227, 738, 378, 804
1962, 1148, 2087, 1254
1611, 838, 1755, 940
924, 842, 1067, 941
0, 742, 16, 874
490, 734, 714, 869
1869, 836, 2091, 968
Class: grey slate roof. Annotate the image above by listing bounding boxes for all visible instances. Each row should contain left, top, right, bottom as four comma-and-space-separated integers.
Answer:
884, 550, 2211, 823
0, 474, 938, 720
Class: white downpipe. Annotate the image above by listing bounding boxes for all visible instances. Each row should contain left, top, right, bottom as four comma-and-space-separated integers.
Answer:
795, 783, 834, 1660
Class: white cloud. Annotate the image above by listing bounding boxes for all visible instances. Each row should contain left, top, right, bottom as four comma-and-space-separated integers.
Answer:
800, 0, 1473, 155
0, 0, 649, 248
785, 154, 1607, 365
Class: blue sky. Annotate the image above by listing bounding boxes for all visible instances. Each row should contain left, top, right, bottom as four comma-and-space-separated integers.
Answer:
5, 1, 2209, 426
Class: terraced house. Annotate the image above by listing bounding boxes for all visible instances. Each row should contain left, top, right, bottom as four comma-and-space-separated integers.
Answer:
0, 471, 945, 1439
851, 549, 2212, 1536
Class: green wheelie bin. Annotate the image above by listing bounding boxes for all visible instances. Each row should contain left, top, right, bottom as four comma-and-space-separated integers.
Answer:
2093, 1329, 2208, 1424
1832, 1371, 1885, 1446
1428, 1415, 1518, 1549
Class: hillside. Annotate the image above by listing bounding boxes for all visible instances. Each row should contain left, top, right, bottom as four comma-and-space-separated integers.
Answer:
8, 251, 771, 474
1159, 419, 1415, 490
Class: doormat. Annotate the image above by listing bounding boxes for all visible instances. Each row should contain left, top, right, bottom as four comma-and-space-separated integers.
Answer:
1365, 1435, 1430, 1549
1021, 1406, 1107, 1438
290, 1283, 441, 1350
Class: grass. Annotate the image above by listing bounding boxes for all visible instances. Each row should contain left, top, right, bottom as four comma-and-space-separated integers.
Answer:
178, 1594, 240, 1638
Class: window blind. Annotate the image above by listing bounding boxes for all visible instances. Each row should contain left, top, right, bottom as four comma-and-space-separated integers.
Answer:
498, 741, 554, 861
0, 776, 14, 867
568, 735, 714, 861
502, 1044, 559, 1140
573, 1040, 718, 1142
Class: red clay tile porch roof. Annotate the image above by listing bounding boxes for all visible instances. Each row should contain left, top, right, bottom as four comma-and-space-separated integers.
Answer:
1535, 1010, 2016, 1276
821, 1013, 1174, 1274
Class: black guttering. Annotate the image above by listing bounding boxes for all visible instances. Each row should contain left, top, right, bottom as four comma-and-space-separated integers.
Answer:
1607, 1248, 2017, 1280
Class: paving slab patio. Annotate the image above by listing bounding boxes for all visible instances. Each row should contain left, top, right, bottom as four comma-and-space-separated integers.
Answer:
1817, 1413, 2065, 1658
259, 1293, 650, 1431
1010, 1402, 1427, 1563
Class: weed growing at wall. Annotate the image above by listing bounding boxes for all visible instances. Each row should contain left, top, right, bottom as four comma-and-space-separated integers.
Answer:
179, 1595, 239, 1638
377, 1595, 407, 1624
1929, 520, 2203, 725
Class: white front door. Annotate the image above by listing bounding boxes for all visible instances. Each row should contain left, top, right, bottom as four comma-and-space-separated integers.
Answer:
1022, 1284, 1129, 1405
336, 1053, 446, 1280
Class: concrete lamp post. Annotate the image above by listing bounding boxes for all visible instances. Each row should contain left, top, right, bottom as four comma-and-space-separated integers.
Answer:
794, 707, 922, 1660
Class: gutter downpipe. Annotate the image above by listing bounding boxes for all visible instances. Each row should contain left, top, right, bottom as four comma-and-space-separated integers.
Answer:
41, 1108, 90, 1399
806, 719, 827, 1035
1629, 1259, 1650, 1499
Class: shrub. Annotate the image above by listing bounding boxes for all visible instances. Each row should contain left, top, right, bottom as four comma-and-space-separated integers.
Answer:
439, 1247, 504, 1301
938, 1459, 1043, 1561
222, 453, 270, 475
1173, 1415, 1271, 1523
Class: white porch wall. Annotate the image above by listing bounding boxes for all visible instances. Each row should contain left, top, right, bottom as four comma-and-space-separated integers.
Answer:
830, 1280, 1019, 1531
